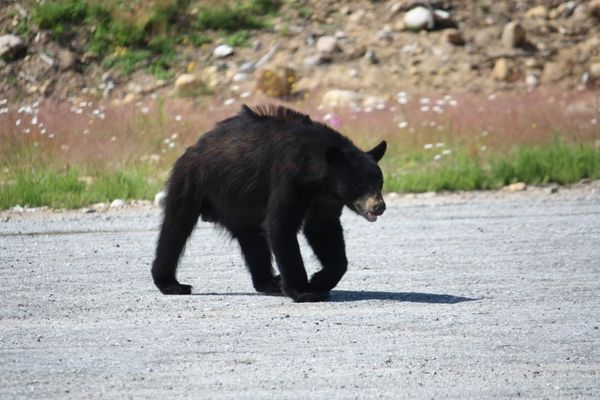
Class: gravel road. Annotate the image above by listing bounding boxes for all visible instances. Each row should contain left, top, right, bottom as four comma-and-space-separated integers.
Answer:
1, 184, 599, 399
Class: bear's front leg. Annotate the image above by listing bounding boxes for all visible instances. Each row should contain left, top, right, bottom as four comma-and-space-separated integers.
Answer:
304, 202, 348, 293
265, 190, 329, 303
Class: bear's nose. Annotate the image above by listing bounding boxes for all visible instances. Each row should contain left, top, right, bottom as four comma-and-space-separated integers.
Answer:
372, 201, 386, 215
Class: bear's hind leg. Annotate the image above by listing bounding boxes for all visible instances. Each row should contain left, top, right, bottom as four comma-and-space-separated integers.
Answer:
151, 175, 201, 295
236, 227, 281, 294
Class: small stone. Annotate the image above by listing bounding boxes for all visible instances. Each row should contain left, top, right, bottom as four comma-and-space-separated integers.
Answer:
0, 34, 26, 60
403, 7, 434, 31
442, 29, 465, 46
504, 182, 527, 192
110, 199, 126, 209
316, 36, 339, 55
213, 44, 234, 58
154, 191, 167, 209
57, 49, 77, 71
364, 49, 379, 64
525, 74, 539, 87
546, 185, 560, 194
493, 58, 510, 81
526, 5, 549, 19
501, 21, 527, 48
525, 58, 542, 69
232, 72, 248, 82
588, 63, 600, 79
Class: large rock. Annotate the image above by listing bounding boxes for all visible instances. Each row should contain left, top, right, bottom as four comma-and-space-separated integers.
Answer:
255, 67, 297, 98
403, 7, 434, 31
213, 44, 234, 58
501, 22, 527, 48
316, 35, 340, 55
0, 34, 26, 60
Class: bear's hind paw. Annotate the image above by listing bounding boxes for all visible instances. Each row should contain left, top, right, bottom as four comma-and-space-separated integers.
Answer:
158, 282, 193, 295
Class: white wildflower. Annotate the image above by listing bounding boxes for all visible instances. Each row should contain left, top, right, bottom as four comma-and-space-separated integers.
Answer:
423, 143, 433, 150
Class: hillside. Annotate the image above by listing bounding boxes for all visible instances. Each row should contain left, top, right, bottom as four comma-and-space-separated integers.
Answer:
1, 0, 600, 104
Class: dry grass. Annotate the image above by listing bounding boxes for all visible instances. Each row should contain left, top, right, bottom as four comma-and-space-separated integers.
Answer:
1, 89, 599, 209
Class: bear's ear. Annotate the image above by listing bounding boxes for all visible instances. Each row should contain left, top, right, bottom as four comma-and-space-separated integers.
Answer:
325, 146, 347, 167
367, 140, 387, 162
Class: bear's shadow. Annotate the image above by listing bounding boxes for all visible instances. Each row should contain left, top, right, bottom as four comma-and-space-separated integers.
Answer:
193, 290, 478, 304
328, 290, 477, 303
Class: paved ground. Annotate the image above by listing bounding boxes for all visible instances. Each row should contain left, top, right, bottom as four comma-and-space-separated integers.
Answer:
1, 184, 599, 399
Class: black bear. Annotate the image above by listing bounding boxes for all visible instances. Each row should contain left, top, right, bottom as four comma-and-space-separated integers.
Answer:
151, 105, 386, 302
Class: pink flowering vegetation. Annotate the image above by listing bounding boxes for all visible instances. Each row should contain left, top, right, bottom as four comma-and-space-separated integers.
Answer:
0, 89, 599, 208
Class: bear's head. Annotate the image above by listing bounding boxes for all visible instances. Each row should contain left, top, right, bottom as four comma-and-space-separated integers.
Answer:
326, 140, 387, 222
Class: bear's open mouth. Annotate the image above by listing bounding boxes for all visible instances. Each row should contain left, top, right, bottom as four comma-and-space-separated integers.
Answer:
364, 211, 378, 222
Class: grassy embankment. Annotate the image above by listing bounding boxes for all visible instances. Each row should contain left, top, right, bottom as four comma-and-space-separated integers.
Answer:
1, 92, 599, 210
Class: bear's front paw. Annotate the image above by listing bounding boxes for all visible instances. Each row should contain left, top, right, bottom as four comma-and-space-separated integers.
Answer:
157, 282, 193, 295
255, 275, 283, 295
285, 287, 329, 303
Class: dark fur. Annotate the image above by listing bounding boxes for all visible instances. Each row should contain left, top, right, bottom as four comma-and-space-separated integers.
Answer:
151, 105, 386, 302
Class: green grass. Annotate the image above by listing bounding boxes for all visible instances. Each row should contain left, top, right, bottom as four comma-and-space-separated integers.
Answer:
0, 168, 163, 209
195, 0, 279, 32
384, 141, 600, 193
1, 141, 598, 210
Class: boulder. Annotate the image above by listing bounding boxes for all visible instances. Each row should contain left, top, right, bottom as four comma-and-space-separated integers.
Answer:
501, 22, 527, 48
255, 67, 297, 98
403, 7, 434, 31
0, 34, 26, 60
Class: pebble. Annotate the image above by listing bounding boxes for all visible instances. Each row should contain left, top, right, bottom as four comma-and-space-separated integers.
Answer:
154, 191, 167, 209
110, 199, 126, 209
213, 45, 234, 58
